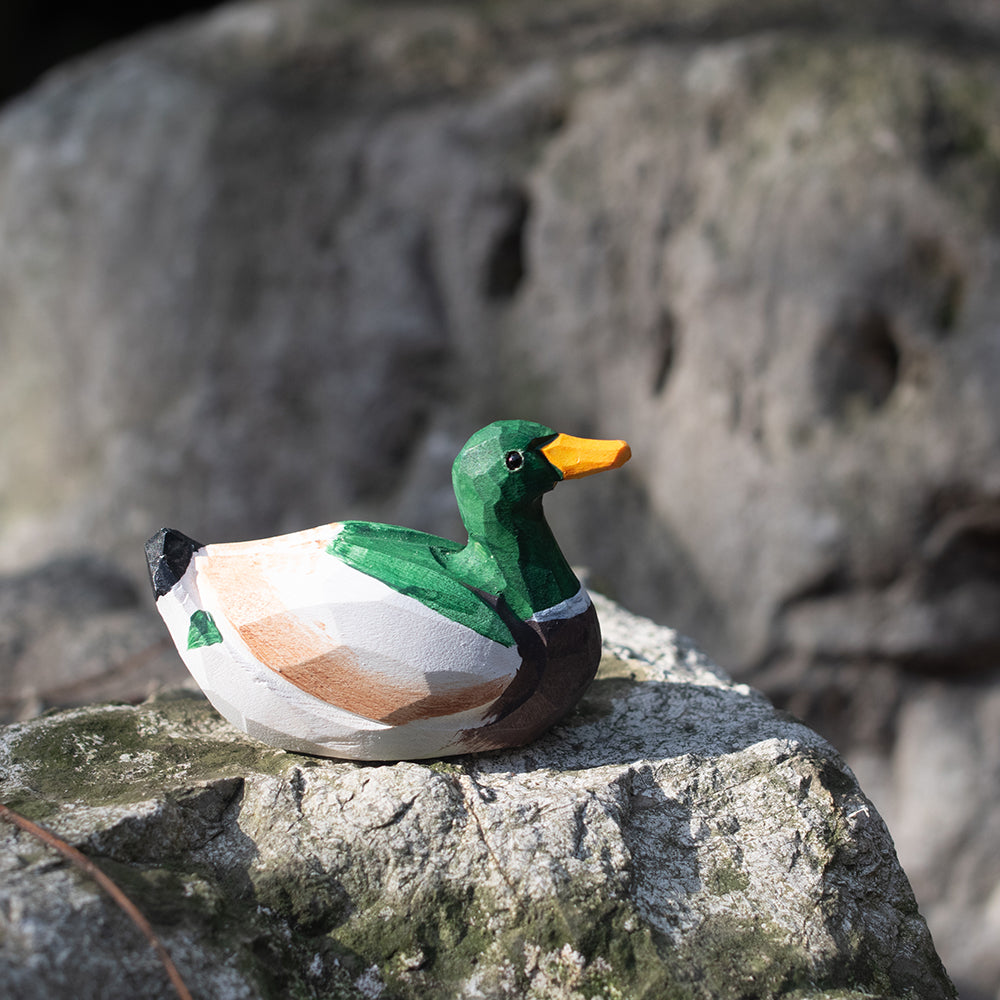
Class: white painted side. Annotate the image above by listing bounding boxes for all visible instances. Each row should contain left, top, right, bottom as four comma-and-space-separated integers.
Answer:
158, 579, 512, 759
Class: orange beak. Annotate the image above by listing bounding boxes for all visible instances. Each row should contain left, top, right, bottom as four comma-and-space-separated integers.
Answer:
541, 433, 631, 480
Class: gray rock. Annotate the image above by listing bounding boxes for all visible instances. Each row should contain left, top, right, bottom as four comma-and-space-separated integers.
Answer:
0, 556, 188, 721
0, 596, 953, 1000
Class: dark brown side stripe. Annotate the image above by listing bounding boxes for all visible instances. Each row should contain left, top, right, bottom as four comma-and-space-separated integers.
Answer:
457, 599, 601, 752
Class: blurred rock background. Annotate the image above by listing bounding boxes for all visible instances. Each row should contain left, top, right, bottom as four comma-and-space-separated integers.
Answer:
0, 1, 997, 997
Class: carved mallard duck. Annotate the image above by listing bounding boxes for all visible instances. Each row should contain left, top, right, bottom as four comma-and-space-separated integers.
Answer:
146, 419, 630, 760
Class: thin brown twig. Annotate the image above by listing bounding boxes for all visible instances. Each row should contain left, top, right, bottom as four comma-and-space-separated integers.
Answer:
0, 802, 194, 1000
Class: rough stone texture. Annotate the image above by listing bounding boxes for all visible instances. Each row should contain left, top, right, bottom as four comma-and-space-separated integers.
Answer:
0, 2, 998, 996
0, 596, 954, 1000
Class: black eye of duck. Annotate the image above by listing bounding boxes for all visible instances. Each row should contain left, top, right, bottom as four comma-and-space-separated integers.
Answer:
504, 451, 524, 471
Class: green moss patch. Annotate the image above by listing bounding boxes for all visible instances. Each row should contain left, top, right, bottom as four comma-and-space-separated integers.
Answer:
671, 913, 813, 1000
3, 695, 297, 816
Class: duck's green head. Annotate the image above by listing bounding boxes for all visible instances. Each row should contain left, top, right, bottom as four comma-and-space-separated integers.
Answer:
452, 419, 631, 526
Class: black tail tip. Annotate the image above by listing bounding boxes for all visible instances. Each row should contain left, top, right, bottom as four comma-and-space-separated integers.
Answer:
145, 528, 204, 599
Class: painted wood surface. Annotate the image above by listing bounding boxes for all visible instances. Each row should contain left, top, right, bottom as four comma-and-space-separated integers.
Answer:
146, 420, 630, 760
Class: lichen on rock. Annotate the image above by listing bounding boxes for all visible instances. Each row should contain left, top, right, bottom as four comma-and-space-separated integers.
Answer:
0, 595, 953, 1000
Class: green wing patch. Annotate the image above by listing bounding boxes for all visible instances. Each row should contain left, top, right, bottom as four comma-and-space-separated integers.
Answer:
327, 521, 516, 647
188, 610, 223, 649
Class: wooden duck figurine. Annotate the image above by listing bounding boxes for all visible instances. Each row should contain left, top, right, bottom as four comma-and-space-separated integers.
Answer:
146, 420, 630, 760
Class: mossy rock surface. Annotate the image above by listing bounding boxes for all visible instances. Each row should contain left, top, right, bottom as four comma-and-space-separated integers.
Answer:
0, 595, 953, 1000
